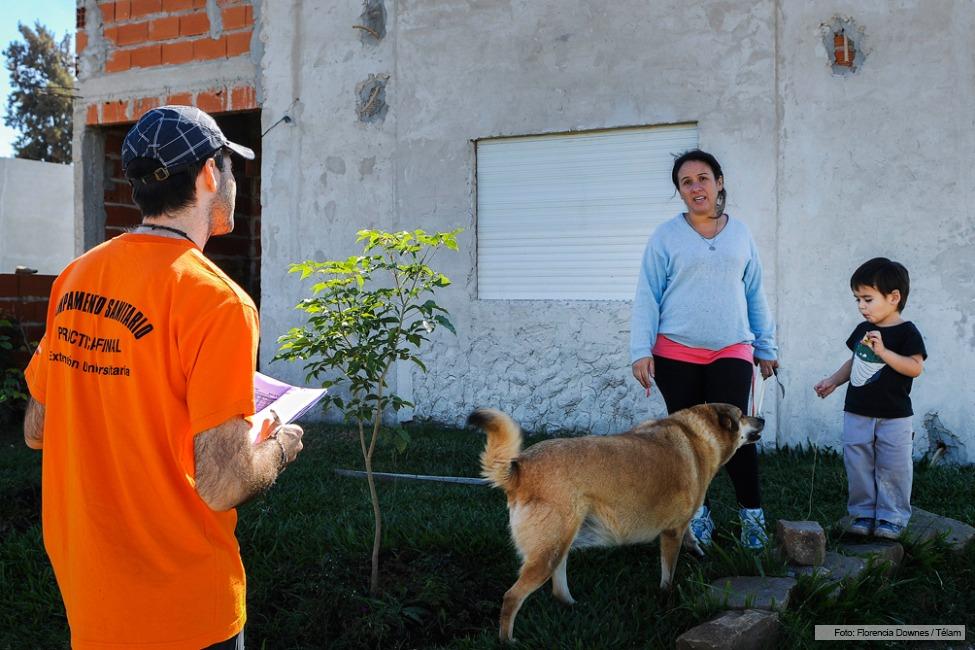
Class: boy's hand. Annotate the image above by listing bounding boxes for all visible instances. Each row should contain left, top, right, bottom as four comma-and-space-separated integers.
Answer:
862, 330, 886, 355
814, 378, 837, 398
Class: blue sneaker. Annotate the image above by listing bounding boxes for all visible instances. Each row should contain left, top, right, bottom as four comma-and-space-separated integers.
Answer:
739, 508, 768, 550
873, 520, 904, 540
690, 505, 715, 547
848, 517, 874, 536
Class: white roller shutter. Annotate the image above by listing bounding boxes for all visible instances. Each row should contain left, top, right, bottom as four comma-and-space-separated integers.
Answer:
476, 124, 698, 300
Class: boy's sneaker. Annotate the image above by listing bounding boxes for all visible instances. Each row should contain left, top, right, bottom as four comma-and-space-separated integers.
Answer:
847, 517, 874, 536
873, 520, 905, 540
689, 505, 715, 547
739, 507, 768, 550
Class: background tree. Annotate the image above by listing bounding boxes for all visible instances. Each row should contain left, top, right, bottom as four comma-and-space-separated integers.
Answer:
3, 22, 73, 163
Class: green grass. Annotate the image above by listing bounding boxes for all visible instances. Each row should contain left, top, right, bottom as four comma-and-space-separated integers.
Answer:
1, 422, 973, 649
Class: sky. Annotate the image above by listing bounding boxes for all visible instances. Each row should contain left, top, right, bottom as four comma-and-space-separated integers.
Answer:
0, 1, 75, 158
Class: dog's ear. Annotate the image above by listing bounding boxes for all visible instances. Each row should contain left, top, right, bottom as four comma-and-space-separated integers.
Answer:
717, 406, 739, 433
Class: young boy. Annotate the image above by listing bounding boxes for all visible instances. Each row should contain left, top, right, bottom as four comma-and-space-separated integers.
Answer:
814, 257, 926, 540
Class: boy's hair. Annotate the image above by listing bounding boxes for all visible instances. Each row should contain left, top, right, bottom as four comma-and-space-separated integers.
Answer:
125, 151, 224, 218
850, 257, 910, 311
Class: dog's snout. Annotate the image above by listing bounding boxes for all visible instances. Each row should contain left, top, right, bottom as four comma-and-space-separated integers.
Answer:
743, 416, 764, 444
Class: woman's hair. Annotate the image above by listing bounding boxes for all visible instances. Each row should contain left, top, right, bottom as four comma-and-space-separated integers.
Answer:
850, 257, 910, 311
671, 149, 726, 218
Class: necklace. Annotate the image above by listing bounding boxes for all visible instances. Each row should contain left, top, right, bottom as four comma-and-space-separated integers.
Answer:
135, 223, 195, 244
685, 214, 726, 251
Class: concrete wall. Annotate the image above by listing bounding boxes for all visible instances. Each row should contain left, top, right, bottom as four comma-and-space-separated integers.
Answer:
258, 0, 778, 436
0, 158, 74, 275
256, 0, 975, 463
776, 1, 975, 462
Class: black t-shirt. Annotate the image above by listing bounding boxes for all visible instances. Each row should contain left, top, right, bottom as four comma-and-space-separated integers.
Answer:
844, 320, 927, 418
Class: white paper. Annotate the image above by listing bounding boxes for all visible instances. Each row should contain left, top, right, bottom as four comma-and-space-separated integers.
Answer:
249, 372, 327, 443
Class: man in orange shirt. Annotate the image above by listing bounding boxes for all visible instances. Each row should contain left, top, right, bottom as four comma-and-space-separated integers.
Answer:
23, 106, 304, 649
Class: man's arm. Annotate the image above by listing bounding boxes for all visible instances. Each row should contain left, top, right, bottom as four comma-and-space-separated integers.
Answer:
194, 416, 304, 511
24, 398, 44, 449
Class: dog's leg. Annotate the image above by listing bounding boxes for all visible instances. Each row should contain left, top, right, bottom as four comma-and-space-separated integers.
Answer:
551, 550, 575, 605
659, 528, 683, 590
501, 504, 578, 643
500, 552, 557, 643
682, 525, 704, 559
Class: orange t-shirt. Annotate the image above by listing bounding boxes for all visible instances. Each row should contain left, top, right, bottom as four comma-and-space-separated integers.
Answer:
25, 233, 259, 650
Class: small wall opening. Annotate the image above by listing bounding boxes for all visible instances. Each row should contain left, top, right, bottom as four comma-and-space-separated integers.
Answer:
96, 110, 263, 307
822, 17, 866, 76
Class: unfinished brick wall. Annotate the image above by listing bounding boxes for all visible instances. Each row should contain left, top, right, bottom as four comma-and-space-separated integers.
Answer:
79, 0, 258, 126
78, 0, 254, 76
0, 274, 57, 370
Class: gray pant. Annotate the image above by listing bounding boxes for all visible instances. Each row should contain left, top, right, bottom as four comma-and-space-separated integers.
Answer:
842, 412, 914, 527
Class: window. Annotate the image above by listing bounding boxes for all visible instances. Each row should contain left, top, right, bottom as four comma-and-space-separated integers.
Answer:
476, 123, 698, 300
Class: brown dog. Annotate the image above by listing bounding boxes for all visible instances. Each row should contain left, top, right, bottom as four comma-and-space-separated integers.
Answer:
468, 403, 764, 643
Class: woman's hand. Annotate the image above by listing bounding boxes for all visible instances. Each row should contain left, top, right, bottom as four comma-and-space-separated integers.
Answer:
755, 357, 778, 380
631, 357, 655, 394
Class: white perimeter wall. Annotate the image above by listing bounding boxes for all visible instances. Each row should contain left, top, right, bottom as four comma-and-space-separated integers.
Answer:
0, 157, 75, 276
256, 0, 975, 463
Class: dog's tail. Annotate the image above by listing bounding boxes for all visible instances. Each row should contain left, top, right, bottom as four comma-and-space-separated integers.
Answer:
468, 408, 522, 490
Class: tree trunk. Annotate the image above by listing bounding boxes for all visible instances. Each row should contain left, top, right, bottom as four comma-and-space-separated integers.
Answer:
364, 447, 382, 596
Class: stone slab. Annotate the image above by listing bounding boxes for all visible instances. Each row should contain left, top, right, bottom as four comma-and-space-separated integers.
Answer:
837, 541, 903, 577
707, 577, 797, 611
676, 609, 780, 650
902, 507, 975, 552
787, 551, 868, 582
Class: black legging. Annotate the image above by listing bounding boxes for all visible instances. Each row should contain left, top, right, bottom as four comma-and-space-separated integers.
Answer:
652, 355, 761, 509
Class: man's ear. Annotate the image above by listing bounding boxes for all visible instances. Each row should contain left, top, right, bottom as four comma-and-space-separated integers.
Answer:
198, 157, 220, 193
887, 289, 901, 306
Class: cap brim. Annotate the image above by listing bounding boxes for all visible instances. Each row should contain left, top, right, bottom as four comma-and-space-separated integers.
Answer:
226, 141, 255, 160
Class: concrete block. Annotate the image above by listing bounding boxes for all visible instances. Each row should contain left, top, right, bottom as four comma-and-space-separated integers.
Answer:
676, 609, 780, 650
776, 520, 826, 566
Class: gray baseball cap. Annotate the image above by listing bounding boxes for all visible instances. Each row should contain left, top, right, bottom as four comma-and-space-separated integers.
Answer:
122, 105, 254, 183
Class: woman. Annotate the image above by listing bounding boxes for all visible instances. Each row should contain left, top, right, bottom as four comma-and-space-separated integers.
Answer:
629, 149, 778, 549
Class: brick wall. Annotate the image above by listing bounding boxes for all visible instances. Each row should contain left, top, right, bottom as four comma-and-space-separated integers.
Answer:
0, 274, 57, 370
79, 0, 254, 74
79, 0, 258, 127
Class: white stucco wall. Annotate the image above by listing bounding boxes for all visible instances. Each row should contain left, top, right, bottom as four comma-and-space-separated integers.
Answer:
256, 0, 974, 462
0, 157, 75, 275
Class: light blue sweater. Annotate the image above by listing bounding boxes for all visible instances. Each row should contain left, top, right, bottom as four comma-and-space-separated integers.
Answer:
629, 213, 777, 363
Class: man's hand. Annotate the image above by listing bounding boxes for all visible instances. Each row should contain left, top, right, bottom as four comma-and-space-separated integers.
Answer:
195, 416, 305, 511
